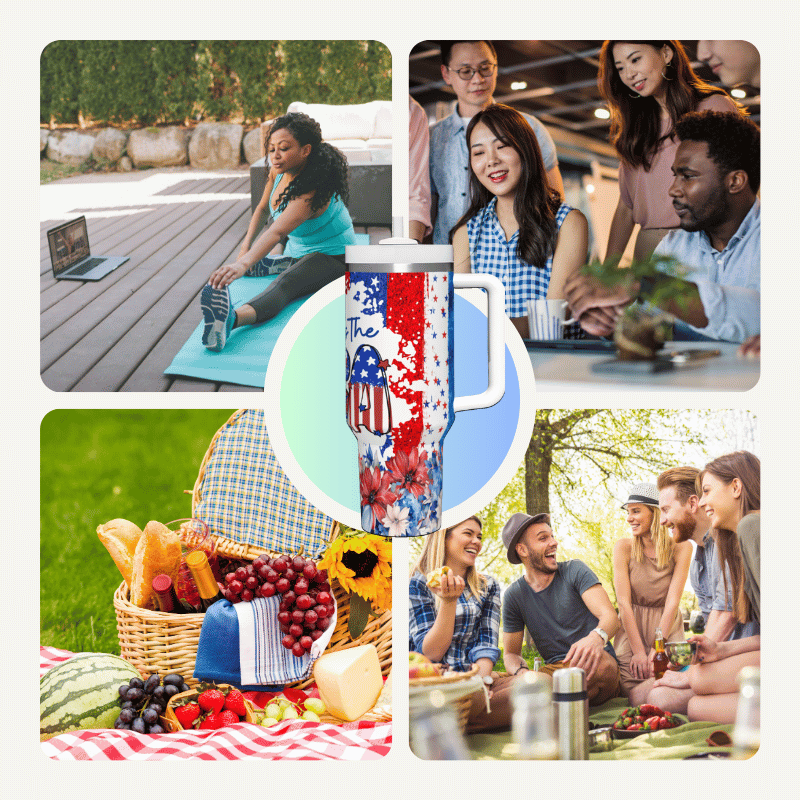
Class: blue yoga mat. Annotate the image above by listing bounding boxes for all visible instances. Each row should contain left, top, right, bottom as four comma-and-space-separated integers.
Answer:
164, 236, 370, 388
164, 276, 302, 388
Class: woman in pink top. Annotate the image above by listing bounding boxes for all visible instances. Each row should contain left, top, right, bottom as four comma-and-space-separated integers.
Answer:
598, 41, 742, 262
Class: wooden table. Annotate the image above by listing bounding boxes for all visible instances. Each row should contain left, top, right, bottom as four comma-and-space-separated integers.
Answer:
40, 168, 390, 392
527, 341, 759, 392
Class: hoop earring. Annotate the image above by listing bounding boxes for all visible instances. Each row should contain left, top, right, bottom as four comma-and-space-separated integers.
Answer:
629, 92, 641, 99
661, 61, 673, 81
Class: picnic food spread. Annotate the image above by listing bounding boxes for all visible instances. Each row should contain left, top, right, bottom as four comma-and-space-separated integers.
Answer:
45, 513, 390, 745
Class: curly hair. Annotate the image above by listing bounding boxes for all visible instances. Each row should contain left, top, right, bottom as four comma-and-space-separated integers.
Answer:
675, 110, 760, 193
265, 112, 350, 214
598, 40, 739, 170
452, 104, 562, 268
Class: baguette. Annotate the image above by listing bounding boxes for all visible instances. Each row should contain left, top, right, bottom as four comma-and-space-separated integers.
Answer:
96, 518, 142, 586
130, 521, 182, 609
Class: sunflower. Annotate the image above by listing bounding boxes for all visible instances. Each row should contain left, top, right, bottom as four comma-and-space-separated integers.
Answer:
318, 530, 392, 612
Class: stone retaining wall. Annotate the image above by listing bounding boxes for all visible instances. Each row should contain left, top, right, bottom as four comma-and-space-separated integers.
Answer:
41, 123, 264, 171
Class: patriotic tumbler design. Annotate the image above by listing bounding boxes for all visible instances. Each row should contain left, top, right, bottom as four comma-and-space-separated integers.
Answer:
346, 239, 505, 537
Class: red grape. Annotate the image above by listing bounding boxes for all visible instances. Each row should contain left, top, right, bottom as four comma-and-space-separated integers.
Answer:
261, 582, 276, 597
280, 623, 291, 634
313, 569, 328, 584
296, 594, 313, 611
275, 577, 291, 594
314, 604, 328, 619
245, 576, 259, 591
242, 589, 254, 602
284, 568, 297, 582
281, 634, 295, 650
289, 623, 304, 638
235, 566, 248, 582
316, 617, 330, 631
316, 591, 332, 606
292, 556, 306, 572
304, 610, 318, 626
303, 563, 317, 581
277, 610, 291, 626
225, 572, 237, 585
311, 629, 324, 641
291, 609, 305, 625
253, 555, 268, 570
230, 580, 244, 594
272, 559, 288, 574
294, 578, 309, 595
300, 635, 313, 651
282, 590, 297, 606
291, 642, 305, 658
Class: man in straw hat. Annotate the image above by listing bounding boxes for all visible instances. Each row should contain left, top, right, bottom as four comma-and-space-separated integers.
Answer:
501, 512, 621, 705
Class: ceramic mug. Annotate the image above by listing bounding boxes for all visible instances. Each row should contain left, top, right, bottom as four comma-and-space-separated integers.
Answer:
527, 298, 576, 340
345, 239, 505, 536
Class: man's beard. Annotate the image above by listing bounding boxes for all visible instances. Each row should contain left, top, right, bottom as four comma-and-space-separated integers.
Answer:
524, 549, 558, 574
671, 514, 697, 543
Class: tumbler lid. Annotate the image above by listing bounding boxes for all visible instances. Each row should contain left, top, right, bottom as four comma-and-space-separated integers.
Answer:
346, 237, 453, 265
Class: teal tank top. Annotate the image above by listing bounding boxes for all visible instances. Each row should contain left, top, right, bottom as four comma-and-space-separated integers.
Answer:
270, 174, 356, 258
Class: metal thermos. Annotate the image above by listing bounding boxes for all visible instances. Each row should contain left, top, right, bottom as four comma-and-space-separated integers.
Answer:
511, 671, 558, 760
552, 667, 589, 760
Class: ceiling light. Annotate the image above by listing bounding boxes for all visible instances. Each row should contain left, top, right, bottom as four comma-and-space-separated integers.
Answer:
594, 107, 610, 120
510, 81, 527, 91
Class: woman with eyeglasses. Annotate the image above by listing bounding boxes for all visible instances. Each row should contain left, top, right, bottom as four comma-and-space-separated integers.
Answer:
598, 41, 741, 262
427, 41, 563, 245
451, 103, 588, 339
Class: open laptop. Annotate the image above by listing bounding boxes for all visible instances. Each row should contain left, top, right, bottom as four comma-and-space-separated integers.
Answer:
47, 216, 129, 281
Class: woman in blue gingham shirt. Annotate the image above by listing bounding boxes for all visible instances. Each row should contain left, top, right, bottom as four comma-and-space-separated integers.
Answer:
410, 517, 519, 731
451, 104, 588, 340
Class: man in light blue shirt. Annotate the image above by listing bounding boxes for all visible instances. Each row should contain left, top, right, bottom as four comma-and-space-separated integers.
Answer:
428, 41, 563, 245
565, 110, 760, 343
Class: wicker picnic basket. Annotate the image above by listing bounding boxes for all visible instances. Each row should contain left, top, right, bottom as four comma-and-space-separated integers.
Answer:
408, 664, 481, 732
113, 409, 392, 692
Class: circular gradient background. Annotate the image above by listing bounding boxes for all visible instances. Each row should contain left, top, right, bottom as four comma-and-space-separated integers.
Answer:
265, 279, 535, 532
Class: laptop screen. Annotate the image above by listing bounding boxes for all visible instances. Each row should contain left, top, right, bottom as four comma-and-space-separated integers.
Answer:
48, 217, 90, 275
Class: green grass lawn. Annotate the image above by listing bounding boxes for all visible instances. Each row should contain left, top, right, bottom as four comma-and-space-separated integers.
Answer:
40, 409, 235, 654
40, 158, 82, 184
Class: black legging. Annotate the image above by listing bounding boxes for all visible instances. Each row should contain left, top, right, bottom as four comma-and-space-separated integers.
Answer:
247, 252, 346, 324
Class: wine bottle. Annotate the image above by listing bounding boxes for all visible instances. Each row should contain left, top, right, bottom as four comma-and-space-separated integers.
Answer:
185, 550, 223, 611
152, 573, 188, 614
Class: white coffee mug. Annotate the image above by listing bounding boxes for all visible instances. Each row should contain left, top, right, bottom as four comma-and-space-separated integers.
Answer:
527, 299, 575, 340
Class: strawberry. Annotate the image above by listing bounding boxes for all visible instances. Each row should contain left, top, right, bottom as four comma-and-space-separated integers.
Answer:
198, 688, 225, 714
218, 709, 240, 726
223, 689, 247, 717
199, 712, 224, 729
639, 704, 665, 717
173, 702, 201, 729
645, 715, 661, 730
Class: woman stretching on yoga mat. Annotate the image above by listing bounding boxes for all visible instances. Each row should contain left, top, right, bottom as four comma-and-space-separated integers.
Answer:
201, 111, 356, 351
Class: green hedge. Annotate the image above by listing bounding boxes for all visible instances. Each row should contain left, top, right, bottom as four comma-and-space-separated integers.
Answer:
41, 40, 391, 126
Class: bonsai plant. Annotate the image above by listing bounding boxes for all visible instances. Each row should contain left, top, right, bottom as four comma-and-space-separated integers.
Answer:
579, 253, 690, 361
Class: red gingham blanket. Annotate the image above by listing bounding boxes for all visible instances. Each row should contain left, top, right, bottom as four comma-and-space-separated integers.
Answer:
40, 647, 391, 761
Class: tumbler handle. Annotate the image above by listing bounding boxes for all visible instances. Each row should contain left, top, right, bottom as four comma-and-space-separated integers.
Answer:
452, 273, 505, 412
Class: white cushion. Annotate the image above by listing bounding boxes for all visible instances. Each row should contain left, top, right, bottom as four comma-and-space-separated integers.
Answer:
287, 101, 374, 141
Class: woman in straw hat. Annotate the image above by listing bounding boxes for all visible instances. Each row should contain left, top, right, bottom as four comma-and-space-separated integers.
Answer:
613, 482, 692, 704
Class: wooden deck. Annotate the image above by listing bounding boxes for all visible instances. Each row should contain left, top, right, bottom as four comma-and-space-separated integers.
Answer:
40, 168, 390, 392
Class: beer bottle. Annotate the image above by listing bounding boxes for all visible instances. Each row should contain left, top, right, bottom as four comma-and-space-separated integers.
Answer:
652, 628, 669, 680
185, 550, 223, 611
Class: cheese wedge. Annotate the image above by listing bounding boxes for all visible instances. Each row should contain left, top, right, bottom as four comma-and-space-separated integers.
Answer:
312, 644, 383, 722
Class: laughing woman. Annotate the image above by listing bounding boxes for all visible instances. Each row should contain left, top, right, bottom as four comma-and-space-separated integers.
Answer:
200, 112, 356, 351
613, 482, 692, 705
451, 103, 587, 340
598, 40, 740, 261
409, 517, 516, 732
687, 451, 760, 723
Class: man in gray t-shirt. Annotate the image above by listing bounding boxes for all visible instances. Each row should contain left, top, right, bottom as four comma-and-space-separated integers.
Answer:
501, 513, 621, 706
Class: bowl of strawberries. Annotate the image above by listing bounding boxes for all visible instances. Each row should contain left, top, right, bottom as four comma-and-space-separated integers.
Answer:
164, 684, 256, 732
610, 704, 685, 739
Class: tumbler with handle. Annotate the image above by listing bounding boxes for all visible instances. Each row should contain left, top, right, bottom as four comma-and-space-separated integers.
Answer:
345, 238, 505, 536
